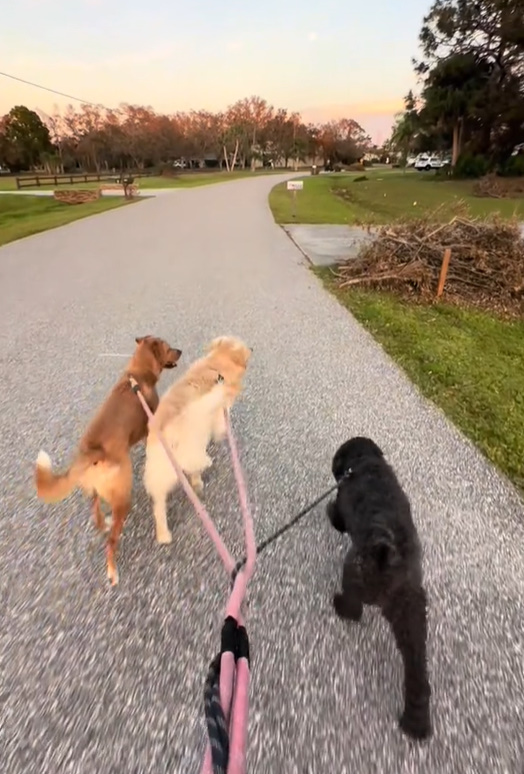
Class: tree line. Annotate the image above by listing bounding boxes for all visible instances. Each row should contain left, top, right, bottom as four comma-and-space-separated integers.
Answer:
0, 96, 372, 174
390, 0, 524, 176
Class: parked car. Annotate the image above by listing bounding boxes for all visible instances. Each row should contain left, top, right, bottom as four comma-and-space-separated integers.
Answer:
414, 154, 451, 171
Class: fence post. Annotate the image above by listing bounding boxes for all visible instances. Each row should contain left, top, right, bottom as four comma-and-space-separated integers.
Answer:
436, 248, 452, 299
16, 177, 20, 190
36, 176, 41, 187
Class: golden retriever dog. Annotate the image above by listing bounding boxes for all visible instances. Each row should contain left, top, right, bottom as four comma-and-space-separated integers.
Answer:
35, 335, 182, 585
143, 335, 252, 544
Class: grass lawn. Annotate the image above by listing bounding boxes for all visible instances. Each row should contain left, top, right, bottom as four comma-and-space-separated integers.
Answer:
315, 267, 524, 491
0, 168, 284, 192
0, 194, 134, 247
270, 170, 524, 224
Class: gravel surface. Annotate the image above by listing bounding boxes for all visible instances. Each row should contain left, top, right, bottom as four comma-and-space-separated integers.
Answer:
1, 174, 523, 774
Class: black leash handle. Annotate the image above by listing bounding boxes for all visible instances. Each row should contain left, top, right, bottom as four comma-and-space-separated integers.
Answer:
204, 617, 251, 774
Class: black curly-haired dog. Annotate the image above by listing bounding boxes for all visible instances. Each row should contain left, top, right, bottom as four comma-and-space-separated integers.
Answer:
326, 436, 432, 740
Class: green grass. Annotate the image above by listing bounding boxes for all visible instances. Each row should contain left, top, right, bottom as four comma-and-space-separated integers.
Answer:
269, 170, 524, 224
315, 267, 524, 491
0, 168, 283, 192
0, 194, 134, 247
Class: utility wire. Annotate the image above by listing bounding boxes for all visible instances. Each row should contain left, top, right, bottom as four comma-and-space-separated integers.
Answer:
0, 69, 108, 108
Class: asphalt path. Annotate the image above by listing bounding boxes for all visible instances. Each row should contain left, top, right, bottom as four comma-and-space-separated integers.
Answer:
1, 173, 523, 773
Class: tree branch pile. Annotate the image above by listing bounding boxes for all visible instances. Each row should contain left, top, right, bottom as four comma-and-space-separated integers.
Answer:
473, 174, 524, 199
334, 210, 524, 316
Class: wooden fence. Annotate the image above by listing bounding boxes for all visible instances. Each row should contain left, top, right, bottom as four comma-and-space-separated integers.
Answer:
14, 164, 308, 190
16, 173, 118, 189
15, 171, 154, 190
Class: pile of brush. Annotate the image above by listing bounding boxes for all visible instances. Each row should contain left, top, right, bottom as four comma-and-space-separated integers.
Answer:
334, 208, 524, 315
473, 174, 524, 199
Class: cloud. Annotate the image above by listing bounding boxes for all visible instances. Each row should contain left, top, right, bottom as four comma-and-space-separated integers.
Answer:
307, 32, 318, 41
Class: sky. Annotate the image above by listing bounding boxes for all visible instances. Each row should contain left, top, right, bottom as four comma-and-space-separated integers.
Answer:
0, 0, 430, 143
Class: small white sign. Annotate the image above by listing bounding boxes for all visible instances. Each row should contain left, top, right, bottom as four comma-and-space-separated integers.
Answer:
287, 180, 304, 191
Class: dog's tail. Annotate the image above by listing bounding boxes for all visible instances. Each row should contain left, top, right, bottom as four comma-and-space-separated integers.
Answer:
35, 448, 104, 503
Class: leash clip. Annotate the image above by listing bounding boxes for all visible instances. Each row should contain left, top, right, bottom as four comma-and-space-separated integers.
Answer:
128, 376, 140, 394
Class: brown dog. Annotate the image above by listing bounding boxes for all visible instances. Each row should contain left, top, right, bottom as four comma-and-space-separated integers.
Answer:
35, 335, 182, 585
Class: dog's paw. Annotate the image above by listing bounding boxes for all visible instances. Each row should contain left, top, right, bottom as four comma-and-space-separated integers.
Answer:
333, 593, 345, 617
156, 529, 173, 545
333, 593, 363, 621
189, 470, 206, 493
399, 710, 432, 741
107, 565, 119, 587
190, 478, 204, 495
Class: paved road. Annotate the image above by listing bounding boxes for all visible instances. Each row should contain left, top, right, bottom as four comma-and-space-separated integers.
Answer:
1, 174, 523, 774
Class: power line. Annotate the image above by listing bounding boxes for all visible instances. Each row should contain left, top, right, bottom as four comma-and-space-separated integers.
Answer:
0, 69, 109, 108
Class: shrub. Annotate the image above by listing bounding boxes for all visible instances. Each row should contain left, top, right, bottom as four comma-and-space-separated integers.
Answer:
453, 154, 490, 179
499, 154, 524, 178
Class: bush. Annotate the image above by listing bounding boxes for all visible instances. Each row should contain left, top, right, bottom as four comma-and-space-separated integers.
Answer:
156, 162, 179, 177
499, 154, 524, 178
453, 154, 490, 179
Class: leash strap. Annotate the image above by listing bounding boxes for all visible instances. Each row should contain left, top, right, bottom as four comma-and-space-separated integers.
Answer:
129, 377, 255, 774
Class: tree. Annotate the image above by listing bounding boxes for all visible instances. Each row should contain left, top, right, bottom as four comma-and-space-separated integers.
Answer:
318, 118, 370, 167
416, 0, 524, 165
390, 91, 421, 167
0, 105, 53, 169
420, 53, 492, 165
0, 96, 374, 174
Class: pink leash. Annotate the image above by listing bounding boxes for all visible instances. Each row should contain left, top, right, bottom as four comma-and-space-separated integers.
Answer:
129, 377, 256, 774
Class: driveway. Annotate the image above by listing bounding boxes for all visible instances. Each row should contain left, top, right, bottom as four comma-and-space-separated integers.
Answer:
0, 174, 523, 773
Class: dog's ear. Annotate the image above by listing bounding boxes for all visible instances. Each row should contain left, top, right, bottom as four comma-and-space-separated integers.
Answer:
327, 499, 346, 533
371, 536, 399, 572
207, 336, 226, 352
149, 338, 164, 363
135, 335, 150, 344
332, 447, 350, 481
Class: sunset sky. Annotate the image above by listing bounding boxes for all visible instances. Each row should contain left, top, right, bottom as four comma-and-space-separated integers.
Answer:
1, 0, 428, 143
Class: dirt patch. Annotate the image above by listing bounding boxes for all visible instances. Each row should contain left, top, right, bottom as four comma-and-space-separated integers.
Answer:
332, 208, 524, 317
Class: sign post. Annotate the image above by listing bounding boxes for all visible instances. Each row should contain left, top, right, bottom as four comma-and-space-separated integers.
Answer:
286, 179, 304, 219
